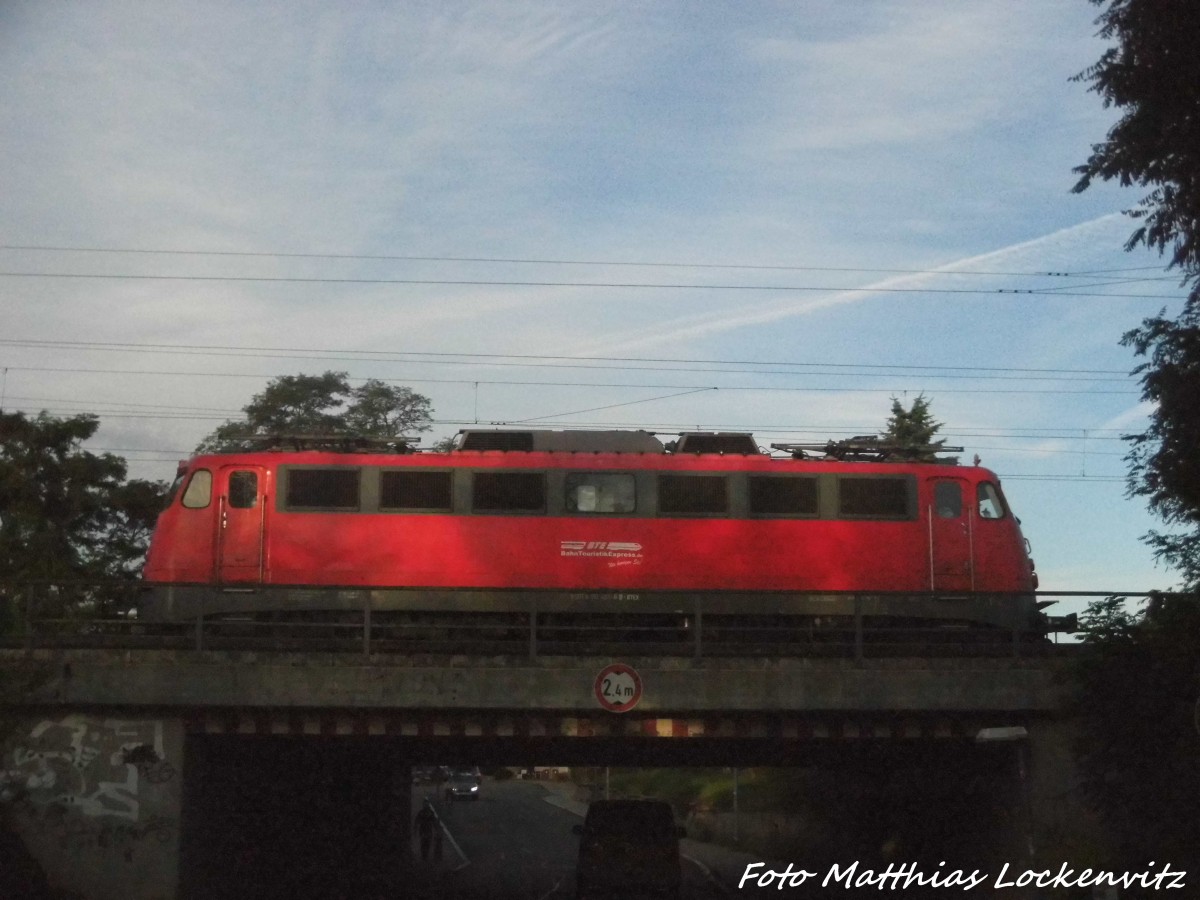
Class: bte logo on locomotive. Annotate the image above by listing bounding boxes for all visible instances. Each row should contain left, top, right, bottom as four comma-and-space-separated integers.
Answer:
560, 541, 645, 563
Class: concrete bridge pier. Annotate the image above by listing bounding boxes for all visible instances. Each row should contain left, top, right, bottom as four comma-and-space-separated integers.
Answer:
0, 714, 186, 900
1, 713, 425, 900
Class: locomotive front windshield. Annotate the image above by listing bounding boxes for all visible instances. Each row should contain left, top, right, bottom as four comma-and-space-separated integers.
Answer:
163, 471, 187, 509
977, 482, 1008, 519
181, 470, 212, 509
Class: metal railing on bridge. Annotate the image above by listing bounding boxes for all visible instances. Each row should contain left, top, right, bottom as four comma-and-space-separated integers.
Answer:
0, 581, 1137, 661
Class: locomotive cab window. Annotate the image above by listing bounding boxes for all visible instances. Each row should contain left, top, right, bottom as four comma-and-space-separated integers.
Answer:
181, 469, 213, 509
381, 470, 453, 511
748, 475, 818, 516
977, 482, 1007, 519
933, 481, 962, 518
472, 472, 545, 513
228, 471, 258, 509
837, 476, 912, 519
658, 474, 728, 516
284, 468, 360, 510
566, 473, 636, 514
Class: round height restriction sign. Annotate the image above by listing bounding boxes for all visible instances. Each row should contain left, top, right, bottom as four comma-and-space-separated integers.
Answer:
594, 663, 642, 713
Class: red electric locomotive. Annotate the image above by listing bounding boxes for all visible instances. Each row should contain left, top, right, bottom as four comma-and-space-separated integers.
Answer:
140, 429, 1041, 639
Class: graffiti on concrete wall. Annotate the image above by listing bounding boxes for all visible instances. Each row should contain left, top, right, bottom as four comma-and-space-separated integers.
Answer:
2, 715, 175, 822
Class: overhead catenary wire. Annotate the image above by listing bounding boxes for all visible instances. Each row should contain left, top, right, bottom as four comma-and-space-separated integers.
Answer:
6, 400, 1133, 441
2, 401, 1136, 452
0, 270, 1182, 301
0, 242, 1179, 279
2, 250, 1160, 492
0, 338, 1139, 379
0, 365, 1138, 392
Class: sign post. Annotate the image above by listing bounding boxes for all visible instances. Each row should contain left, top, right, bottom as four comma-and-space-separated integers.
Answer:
594, 663, 642, 713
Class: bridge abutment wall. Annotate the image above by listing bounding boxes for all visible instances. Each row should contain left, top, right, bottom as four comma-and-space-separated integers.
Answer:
1, 711, 184, 900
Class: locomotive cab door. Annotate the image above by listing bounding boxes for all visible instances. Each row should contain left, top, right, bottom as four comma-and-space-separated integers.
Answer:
928, 477, 973, 592
217, 466, 266, 584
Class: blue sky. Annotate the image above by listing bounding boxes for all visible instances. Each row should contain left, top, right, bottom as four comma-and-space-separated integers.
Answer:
0, 2, 1188, 615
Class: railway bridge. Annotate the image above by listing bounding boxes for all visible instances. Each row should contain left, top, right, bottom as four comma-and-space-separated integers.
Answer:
0, 643, 1092, 900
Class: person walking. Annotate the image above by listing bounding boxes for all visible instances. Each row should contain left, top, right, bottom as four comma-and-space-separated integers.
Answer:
414, 799, 438, 862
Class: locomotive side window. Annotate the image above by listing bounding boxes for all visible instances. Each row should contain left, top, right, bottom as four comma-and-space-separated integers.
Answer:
837, 476, 911, 519
748, 476, 818, 516
977, 482, 1007, 519
181, 469, 213, 509
285, 468, 360, 510
381, 470, 453, 511
565, 473, 636, 514
934, 481, 962, 518
228, 471, 258, 509
473, 472, 545, 513
658, 474, 727, 515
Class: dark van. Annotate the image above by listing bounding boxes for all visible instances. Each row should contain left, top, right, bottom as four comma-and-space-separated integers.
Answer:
572, 799, 685, 899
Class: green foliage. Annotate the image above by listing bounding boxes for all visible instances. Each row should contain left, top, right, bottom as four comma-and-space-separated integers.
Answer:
1071, 595, 1200, 869
1121, 308, 1200, 587
198, 371, 434, 452
1073, 0, 1200, 586
881, 394, 946, 460
600, 768, 732, 814
2, 413, 136, 580
1072, 0, 1200, 278
0, 412, 166, 625
1071, 4, 1200, 873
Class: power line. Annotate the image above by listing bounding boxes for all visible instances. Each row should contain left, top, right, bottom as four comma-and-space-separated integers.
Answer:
4, 395, 241, 414
1003, 475, 1126, 483
0, 338, 1137, 378
509, 387, 718, 423
2, 402, 1137, 445
0, 366, 1137, 396
0, 242, 1173, 279
0, 270, 1183, 301
3, 365, 1136, 392
9, 393, 1128, 441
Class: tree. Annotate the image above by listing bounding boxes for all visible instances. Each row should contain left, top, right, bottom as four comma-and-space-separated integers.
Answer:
0, 412, 166, 627
198, 372, 434, 451
880, 394, 947, 460
1070, 2, 1200, 874
1072, 0, 1200, 587
342, 380, 435, 437
1071, 595, 1200, 872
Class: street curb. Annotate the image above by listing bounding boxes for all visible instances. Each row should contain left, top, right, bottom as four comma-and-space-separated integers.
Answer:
425, 802, 471, 871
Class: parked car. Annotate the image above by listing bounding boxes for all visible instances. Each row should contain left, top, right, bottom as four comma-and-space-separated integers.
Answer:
573, 799, 685, 899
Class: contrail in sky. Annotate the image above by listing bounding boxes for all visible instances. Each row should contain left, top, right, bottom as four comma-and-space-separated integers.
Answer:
576, 213, 1131, 357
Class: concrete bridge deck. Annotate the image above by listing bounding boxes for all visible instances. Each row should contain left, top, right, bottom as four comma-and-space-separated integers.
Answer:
2, 648, 1072, 714
0, 648, 1083, 900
